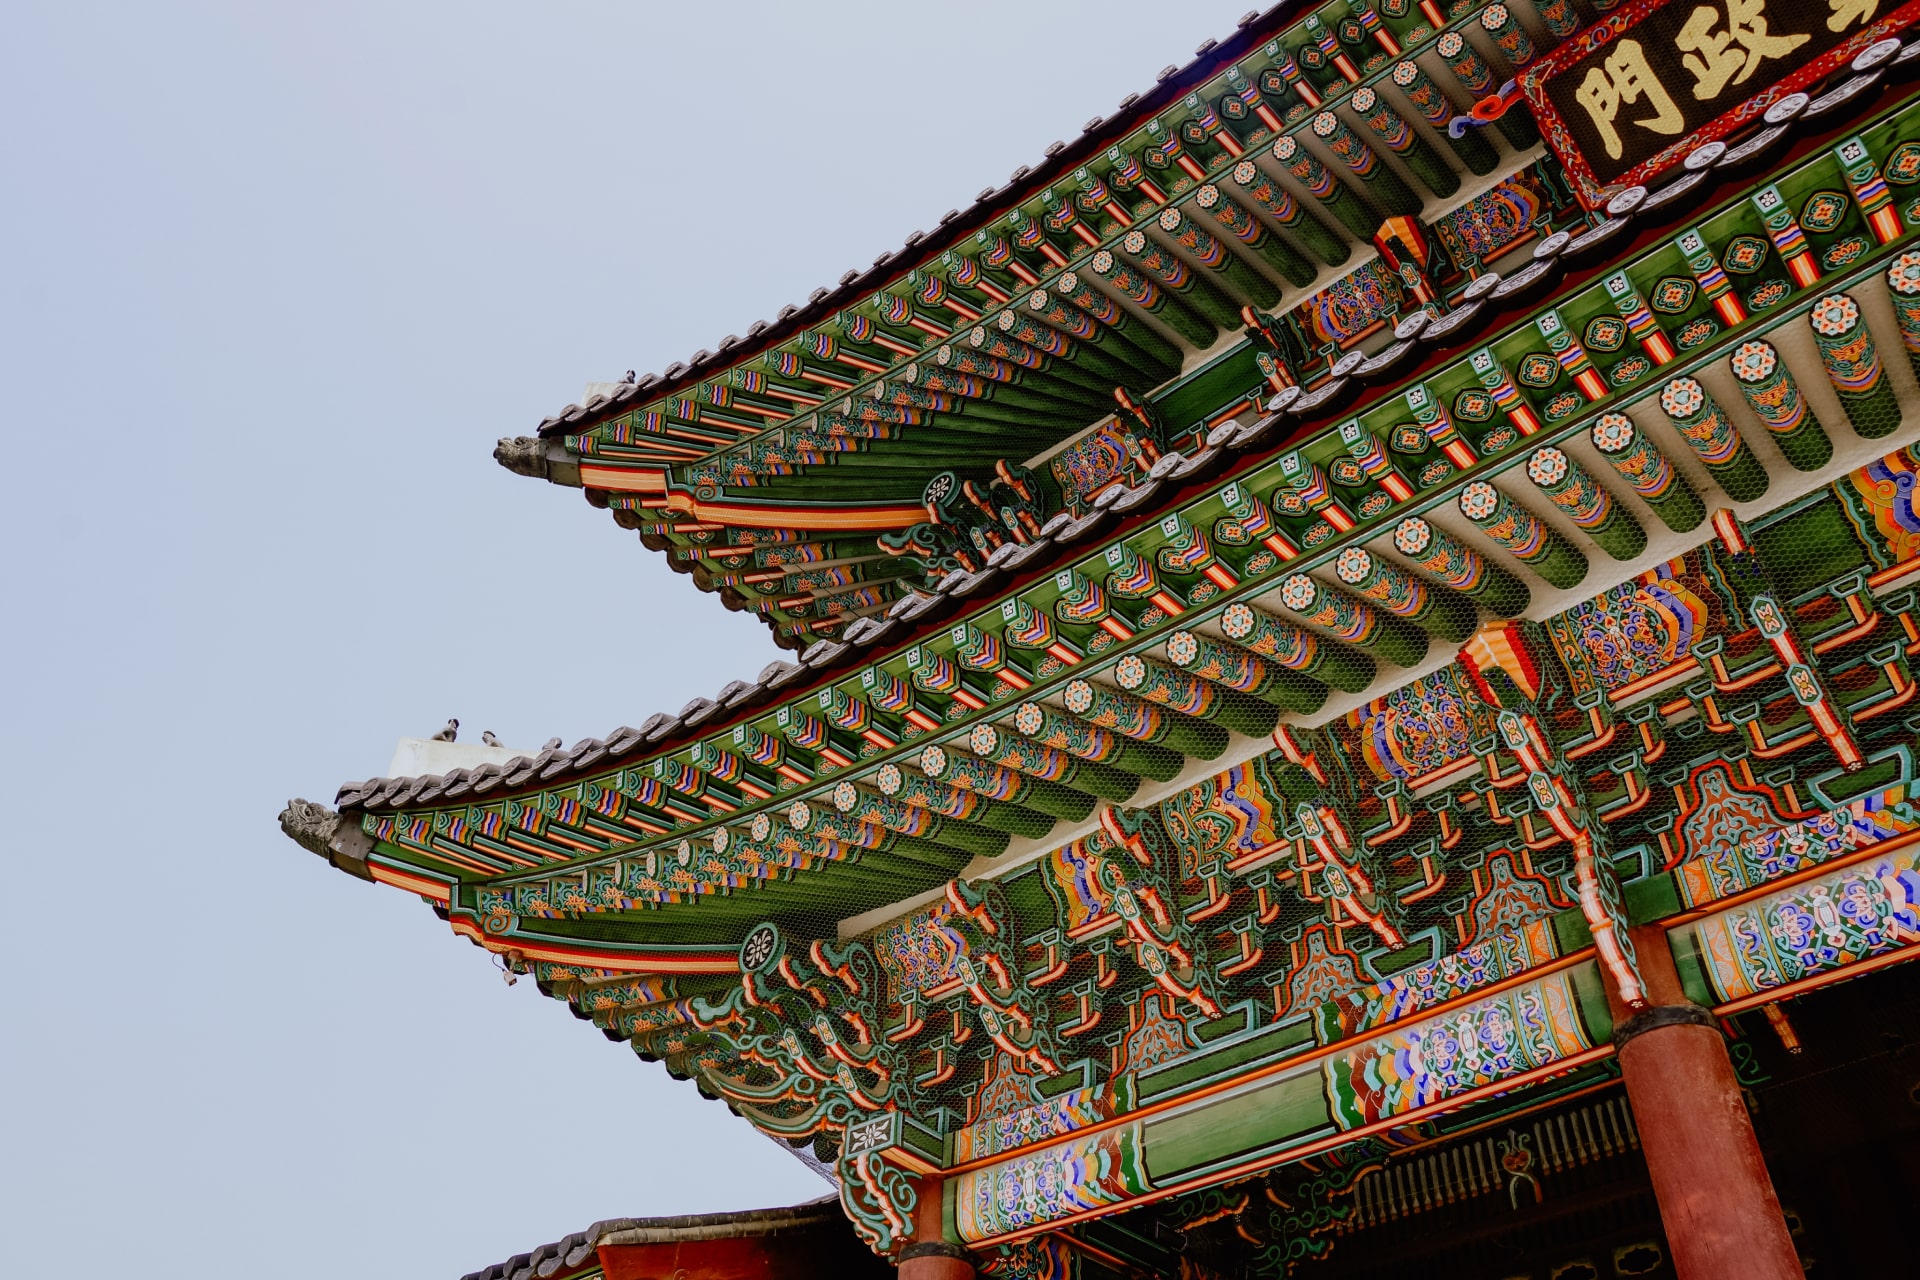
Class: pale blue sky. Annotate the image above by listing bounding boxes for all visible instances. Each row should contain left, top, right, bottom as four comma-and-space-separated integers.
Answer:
0, 2, 1244, 1276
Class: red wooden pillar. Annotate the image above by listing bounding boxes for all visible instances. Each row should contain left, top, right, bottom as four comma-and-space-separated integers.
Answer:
1609, 925, 1803, 1280
898, 1178, 974, 1280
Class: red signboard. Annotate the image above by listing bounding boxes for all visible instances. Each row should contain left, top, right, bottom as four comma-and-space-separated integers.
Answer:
1519, 0, 1920, 206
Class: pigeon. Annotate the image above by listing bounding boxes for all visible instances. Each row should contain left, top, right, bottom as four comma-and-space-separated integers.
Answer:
431, 718, 459, 742
620, 370, 637, 383
541, 736, 565, 752
481, 730, 502, 747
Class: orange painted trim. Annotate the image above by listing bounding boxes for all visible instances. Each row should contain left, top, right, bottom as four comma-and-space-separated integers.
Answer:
370, 862, 452, 901
1868, 554, 1920, 589
1019, 1074, 1630, 1263
1606, 658, 1697, 703
941, 948, 1596, 1176
424, 841, 523, 877
663, 491, 925, 531
1711, 943, 1920, 1015
446, 918, 741, 974
1662, 824, 1920, 925
578, 464, 669, 493
965, 1044, 1616, 1248
1405, 755, 1480, 793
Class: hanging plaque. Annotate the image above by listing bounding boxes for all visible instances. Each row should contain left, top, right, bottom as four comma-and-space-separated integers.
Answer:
1520, 0, 1920, 205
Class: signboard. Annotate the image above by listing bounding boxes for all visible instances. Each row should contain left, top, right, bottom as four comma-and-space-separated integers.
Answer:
1520, 0, 1920, 205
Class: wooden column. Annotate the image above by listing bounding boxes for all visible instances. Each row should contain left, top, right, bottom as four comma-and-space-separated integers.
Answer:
1609, 925, 1803, 1280
898, 1178, 974, 1280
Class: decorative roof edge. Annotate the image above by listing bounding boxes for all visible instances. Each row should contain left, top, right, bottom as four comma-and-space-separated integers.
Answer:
458, 1196, 843, 1280
331, 54, 1920, 818
528, 5, 1290, 440
330, 435, 1227, 814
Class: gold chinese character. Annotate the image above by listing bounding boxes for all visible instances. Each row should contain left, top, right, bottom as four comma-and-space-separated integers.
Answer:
1828, 0, 1878, 30
1576, 39, 1684, 160
1677, 0, 1811, 100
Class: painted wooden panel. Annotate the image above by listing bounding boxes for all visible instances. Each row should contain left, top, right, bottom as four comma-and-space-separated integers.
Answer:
1322, 968, 1597, 1129
1687, 844, 1920, 1002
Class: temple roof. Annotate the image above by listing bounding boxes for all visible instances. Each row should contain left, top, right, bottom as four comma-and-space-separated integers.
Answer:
327, 454, 1197, 814
460, 1197, 845, 1280
290, 0, 1920, 1258
332, 92, 1920, 813
524, 7, 1283, 440
495, 0, 1555, 646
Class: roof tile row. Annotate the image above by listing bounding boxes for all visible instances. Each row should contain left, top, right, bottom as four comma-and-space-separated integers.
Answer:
530, 4, 1300, 438
338, 423, 1254, 811
357, 21, 1903, 812
459, 1198, 844, 1280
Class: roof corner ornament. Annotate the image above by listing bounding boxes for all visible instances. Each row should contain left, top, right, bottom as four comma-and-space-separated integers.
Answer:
493, 435, 548, 479
278, 797, 341, 859
277, 798, 376, 882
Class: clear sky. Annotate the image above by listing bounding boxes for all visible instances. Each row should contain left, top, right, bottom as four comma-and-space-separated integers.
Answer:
0, 2, 1241, 1275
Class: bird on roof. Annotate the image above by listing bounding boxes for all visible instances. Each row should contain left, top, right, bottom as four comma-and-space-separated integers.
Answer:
541, 736, 564, 752
620, 370, 636, 383
431, 718, 458, 742
481, 730, 502, 747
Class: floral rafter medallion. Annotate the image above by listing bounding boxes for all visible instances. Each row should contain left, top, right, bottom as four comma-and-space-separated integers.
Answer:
1454, 388, 1497, 422
1583, 315, 1627, 351
1746, 278, 1791, 311
1650, 276, 1696, 314
1721, 235, 1769, 275
1885, 140, 1920, 185
1610, 354, 1652, 386
1799, 190, 1849, 233
1517, 352, 1561, 388
1823, 235, 1870, 270
1676, 315, 1720, 350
